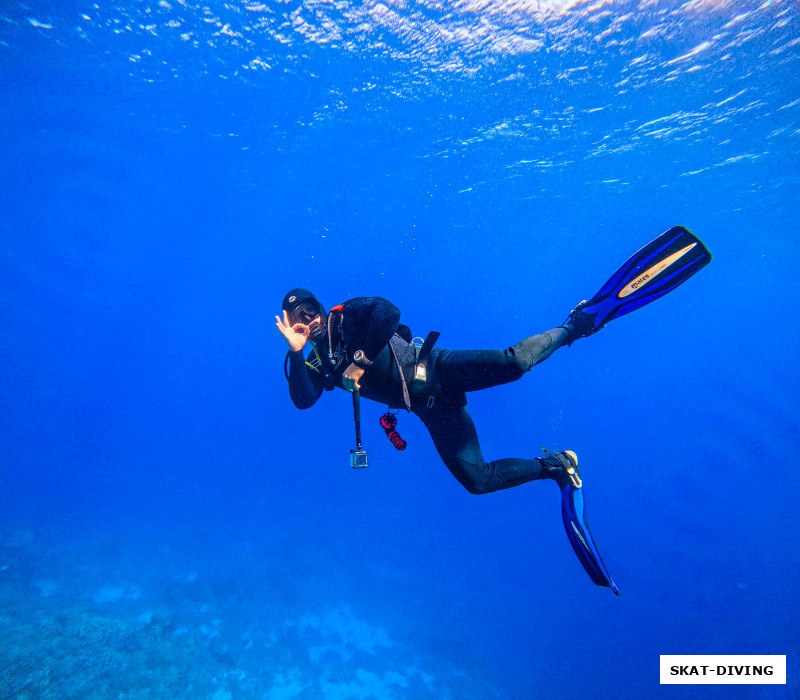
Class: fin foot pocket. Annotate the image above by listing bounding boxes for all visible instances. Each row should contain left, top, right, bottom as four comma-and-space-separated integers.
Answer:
539, 446, 581, 488
560, 301, 603, 346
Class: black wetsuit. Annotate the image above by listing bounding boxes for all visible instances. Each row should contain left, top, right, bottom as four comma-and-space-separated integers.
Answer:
285, 296, 562, 494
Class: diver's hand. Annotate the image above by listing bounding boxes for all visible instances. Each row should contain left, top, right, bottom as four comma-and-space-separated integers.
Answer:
342, 363, 365, 392
275, 310, 310, 352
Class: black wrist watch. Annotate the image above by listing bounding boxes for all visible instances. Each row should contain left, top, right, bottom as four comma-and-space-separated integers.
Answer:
352, 349, 373, 369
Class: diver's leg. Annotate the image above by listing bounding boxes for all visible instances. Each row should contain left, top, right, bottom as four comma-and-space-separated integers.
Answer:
431, 327, 568, 394
416, 404, 560, 494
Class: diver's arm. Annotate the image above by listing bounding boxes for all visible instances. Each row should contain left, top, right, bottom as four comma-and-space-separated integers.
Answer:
286, 350, 324, 409
342, 297, 401, 362
277, 309, 324, 409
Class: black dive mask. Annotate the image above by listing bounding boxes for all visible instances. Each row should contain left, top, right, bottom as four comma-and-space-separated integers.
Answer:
289, 300, 318, 324
289, 301, 325, 340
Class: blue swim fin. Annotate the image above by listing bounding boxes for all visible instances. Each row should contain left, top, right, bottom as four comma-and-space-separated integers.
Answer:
564, 225, 711, 341
542, 447, 620, 595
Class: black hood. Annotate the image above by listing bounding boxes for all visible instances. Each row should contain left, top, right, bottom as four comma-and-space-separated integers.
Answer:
281, 288, 328, 338
282, 287, 318, 313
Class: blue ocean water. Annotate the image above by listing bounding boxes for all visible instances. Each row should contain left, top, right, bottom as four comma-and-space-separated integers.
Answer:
1, 0, 798, 697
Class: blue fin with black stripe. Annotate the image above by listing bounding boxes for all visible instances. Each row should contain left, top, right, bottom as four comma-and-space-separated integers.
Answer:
542, 447, 620, 595
564, 226, 711, 341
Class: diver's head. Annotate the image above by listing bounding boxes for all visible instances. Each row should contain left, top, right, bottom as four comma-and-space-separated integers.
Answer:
282, 288, 326, 340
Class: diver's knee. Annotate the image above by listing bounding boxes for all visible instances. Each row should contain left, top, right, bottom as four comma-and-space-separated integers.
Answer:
449, 457, 499, 494
507, 355, 529, 379
462, 480, 493, 495
456, 469, 496, 495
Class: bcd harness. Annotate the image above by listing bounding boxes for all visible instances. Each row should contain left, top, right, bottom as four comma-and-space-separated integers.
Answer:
283, 327, 441, 410
387, 331, 440, 411
283, 309, 440, 450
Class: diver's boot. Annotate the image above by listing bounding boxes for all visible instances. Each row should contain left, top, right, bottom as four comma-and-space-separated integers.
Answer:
538, 448, 582, 489
558, 301, 602, 346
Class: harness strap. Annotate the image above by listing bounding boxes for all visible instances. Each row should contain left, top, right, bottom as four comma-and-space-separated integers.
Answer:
387, 330, 440, 410
388, 335, 413, 410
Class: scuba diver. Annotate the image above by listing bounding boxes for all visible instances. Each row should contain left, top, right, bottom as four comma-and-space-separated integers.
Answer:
276, 226, 711, 594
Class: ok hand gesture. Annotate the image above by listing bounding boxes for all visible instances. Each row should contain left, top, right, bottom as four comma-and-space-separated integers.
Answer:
275, 310, 311, 353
